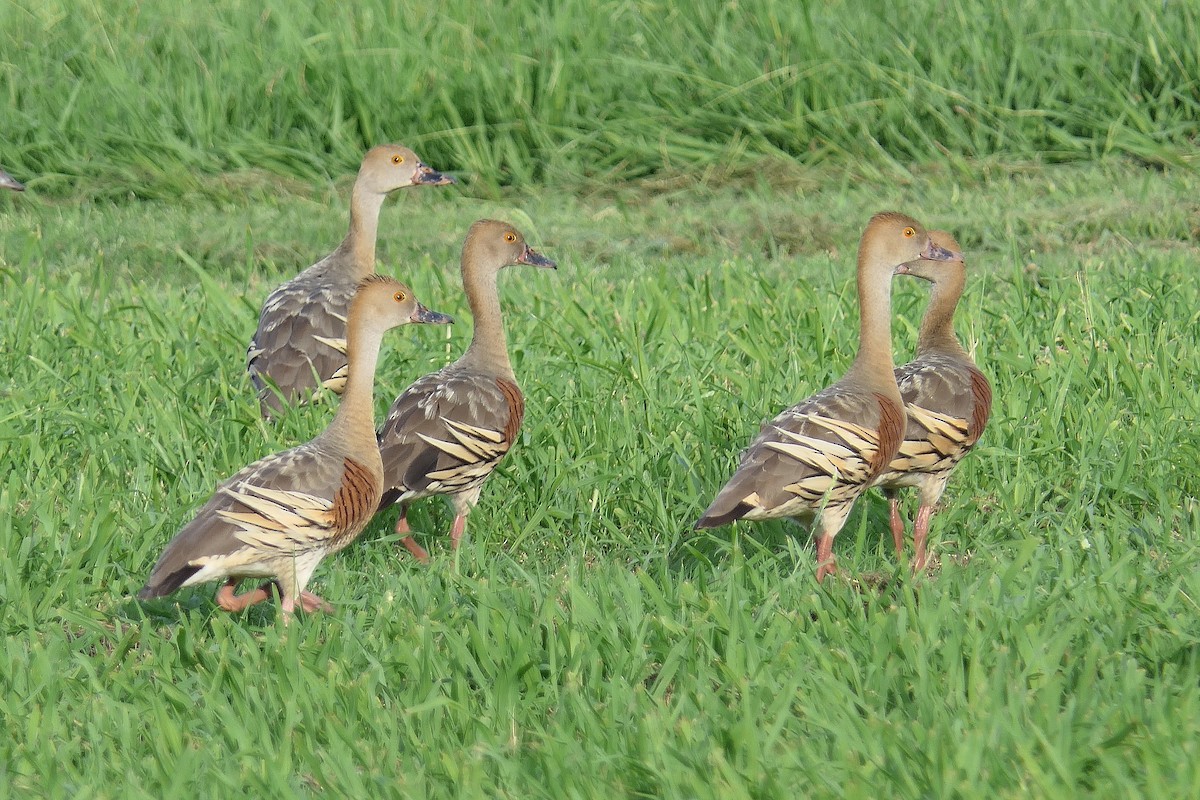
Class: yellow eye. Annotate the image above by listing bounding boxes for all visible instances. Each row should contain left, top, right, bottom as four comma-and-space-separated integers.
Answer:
903, 226, 916, 238
391, 155, 404, 165
393, 291, 407, 302
504, 232, 517, 243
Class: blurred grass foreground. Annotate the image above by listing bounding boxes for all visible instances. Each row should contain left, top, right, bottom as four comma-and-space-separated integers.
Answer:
1, 0, 1198, 195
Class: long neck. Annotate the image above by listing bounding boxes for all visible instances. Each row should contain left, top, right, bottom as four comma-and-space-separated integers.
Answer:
917, 270, 968, 357
322, 316, 385, 468
845, 257, 898, 396
331, 182, 387, 280
460, 264, 513, 377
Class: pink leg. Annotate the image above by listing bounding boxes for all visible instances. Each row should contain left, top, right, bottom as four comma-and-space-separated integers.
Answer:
280, 594, 296, 623
399, 538, 431, 562
912, 505, 934, 573
888, 495, 906, 557
298, 591, 333, 613
814, 534, 838, 581
396, 511, 431, 563
449, 514, 467, 550
215, 579, 272, 612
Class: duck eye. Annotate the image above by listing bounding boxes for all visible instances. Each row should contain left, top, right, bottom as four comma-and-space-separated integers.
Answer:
393, 291, 407, 302
391, 155, 404, 165
504, 232, 517, 243
903, 226, 916, 238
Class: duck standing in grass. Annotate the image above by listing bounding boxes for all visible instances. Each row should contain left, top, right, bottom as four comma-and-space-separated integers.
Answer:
139, 275, 453, 618
247, 144, 454, 418
874, 231, 992, 573
0, 167, 24, 191
377, 219, 556, 562
695, 212, 959, 580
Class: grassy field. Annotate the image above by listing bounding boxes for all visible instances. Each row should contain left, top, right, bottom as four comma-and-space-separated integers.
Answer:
3, 0, 1200, 797
2, 0, 1199, 192
2, 159, 1199, 797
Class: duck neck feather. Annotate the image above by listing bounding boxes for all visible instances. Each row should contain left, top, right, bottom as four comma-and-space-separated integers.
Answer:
844, 252, 899, 398
330, 182, 387, 280
320, 315, 385, 476
459, 261, 514, 377
917, 268, 968, 357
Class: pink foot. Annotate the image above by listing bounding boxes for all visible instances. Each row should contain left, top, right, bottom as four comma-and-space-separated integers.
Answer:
215, 579, 272, 612
396, 512, 431, 562
400, 536, 431, 563
299, 591, 333, 613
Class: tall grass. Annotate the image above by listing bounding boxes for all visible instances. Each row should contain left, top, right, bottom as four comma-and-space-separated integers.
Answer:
2, 0, 1198, 195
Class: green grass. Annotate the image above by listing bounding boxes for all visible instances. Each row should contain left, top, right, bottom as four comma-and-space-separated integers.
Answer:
3, 0, 1199, 194
1, 158, 1199, 797
2, 0, 1200, 794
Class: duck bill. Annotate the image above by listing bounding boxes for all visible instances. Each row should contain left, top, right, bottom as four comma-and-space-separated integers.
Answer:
410, 303, 454, 325
413, 162, 455, 186
0, 171, 25, 192
518, 245, 557, 269
921, 239, 961, 262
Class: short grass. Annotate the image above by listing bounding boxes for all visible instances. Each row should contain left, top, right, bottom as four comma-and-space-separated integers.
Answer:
1, 158, 1199, 797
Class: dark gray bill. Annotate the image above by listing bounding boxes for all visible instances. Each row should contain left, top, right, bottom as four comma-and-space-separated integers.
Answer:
921, 239, 961, 262
411, 303, 454, 325
518, 245, 557, 269
413, 163, 455, 186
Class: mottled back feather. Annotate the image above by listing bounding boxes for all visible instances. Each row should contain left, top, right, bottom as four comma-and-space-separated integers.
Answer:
138, 440, 371, 598
697, 379, 899, 527
875, 352, 992, 490
377, 367, 523, 508
247, 268, 359, 416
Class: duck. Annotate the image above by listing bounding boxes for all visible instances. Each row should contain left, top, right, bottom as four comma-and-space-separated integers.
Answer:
139, 275, 453, 617
0, 167, 24, 192
247, 144, 454, 418
376, 219, 556, 561
873, 231, 992, 573
694, 212, 959, 580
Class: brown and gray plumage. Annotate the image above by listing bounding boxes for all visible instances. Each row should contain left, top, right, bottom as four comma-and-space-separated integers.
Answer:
139, 275, 453, 617
0, 167, 24, 192
873, 231, 992, 573
377, 219, 556, 561
695, 212, 960, 581
247, 144, 453, 418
